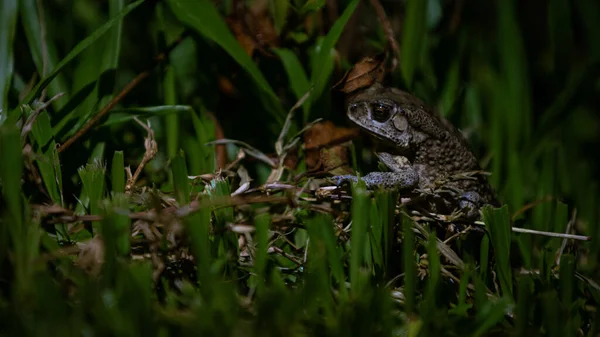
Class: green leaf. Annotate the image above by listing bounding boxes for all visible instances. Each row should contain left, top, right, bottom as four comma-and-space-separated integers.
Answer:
472, 297, 513, 337
96, 0, 125, 108
17, 0, 144, 108
20, 0, 68, 111
253, 213, 271, 290
0, 125, 23, 230
30, 109, 63, 204
0, 0, 18, 115
78, 160, 106, 234
206, 177, 238, 272
166, 0, 284, 124
400, 0, 428, 86
272, 48, 310, 119
350, 179, 370, 296
309, 0, 359, 111
163, 66, 179, 158
317, 213, 347, 299
483, 205, 513, 299
298, 0, 325, 13
171, 151, 190, 205
269, 0, 289, 34
402, 213, 416, 314
111, 151, 125, 193
101, 192, 131, 260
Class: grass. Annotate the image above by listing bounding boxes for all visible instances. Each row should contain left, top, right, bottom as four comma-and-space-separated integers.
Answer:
1, 0, 599, 335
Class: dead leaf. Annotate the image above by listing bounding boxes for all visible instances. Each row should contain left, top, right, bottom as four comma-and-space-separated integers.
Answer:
227, 18, 258, 56
334, 54, 386, 94
304, 121, 359, 174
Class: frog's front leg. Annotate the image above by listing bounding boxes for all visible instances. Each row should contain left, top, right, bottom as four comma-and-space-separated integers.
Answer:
333, 169, 419, 190
458, 191, 482, 219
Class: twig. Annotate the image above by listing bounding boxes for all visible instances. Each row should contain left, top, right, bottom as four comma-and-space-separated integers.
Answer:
511, 227, 590, 241
41, 194, 292, 225
125, 118, 158, 193
368, 0, 400, 71
58, 32, 189, 153
555, 209, 578, 266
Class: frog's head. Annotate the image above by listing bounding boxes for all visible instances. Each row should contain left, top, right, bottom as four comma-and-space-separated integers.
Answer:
346, 83, 417, 150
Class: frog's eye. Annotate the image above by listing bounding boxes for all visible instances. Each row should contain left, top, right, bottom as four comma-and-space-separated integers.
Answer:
371, 103, 392, 122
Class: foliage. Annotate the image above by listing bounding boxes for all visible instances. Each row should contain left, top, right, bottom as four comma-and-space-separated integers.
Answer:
1, 0, 599, 336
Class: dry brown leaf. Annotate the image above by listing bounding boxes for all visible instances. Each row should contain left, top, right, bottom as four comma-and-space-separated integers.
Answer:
227, 18, 257, 56
304, 121, 359, 174
335, 54, 386, 94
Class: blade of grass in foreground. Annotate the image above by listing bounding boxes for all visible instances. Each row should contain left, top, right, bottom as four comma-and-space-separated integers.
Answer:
350, 179, 370, 296
482, 205, 513, 299
402, 213, 416, 315
30, 108, 63, 204
111, 150, 125, 193
0, 125, 24, 253
166, 0, 284, 124
78, 161, 106, 235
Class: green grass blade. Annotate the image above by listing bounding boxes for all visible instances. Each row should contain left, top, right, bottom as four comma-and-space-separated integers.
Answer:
472, 297, 513, 337
420, 230, 441, 325
253, 213, 271, 290
206, 178, 238, 271
0, 125, 24, 233
90, 0, 124, 127
18, 0, 144, 107
304, 214, 335, 313
30, 109, 63, 204
78, 161, 106, 234
402, 213, 416, 314
166, 0, 284, 124
350, 179, 370, 296
317, 213, 348, 299
0, 0, 18, 115
269, 0, 288, 34
187, 203, 212, 287
111, 151, 125, 193
482, 205, 513, 299
272, 48, 310, 120
171, 151, 190, 205
163, 66, 179, 158
400, 0, 428, 86
101, 192, 131, 260
190, 107, 216, 174
20, 0, 68, 110
309, 0, 359, 111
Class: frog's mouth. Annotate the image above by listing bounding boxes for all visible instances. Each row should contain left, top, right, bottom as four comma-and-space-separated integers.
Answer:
355, 126, 411, 156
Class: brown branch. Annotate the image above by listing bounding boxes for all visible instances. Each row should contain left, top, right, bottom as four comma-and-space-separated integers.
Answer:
58, 32, 189, 153
125, 118, 158, 192
369, 0, 401, 71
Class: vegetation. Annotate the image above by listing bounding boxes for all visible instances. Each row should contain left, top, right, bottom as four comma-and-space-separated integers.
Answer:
1, 0, 599, 335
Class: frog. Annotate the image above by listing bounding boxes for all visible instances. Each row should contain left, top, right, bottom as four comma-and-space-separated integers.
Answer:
333, 82, 500, 217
